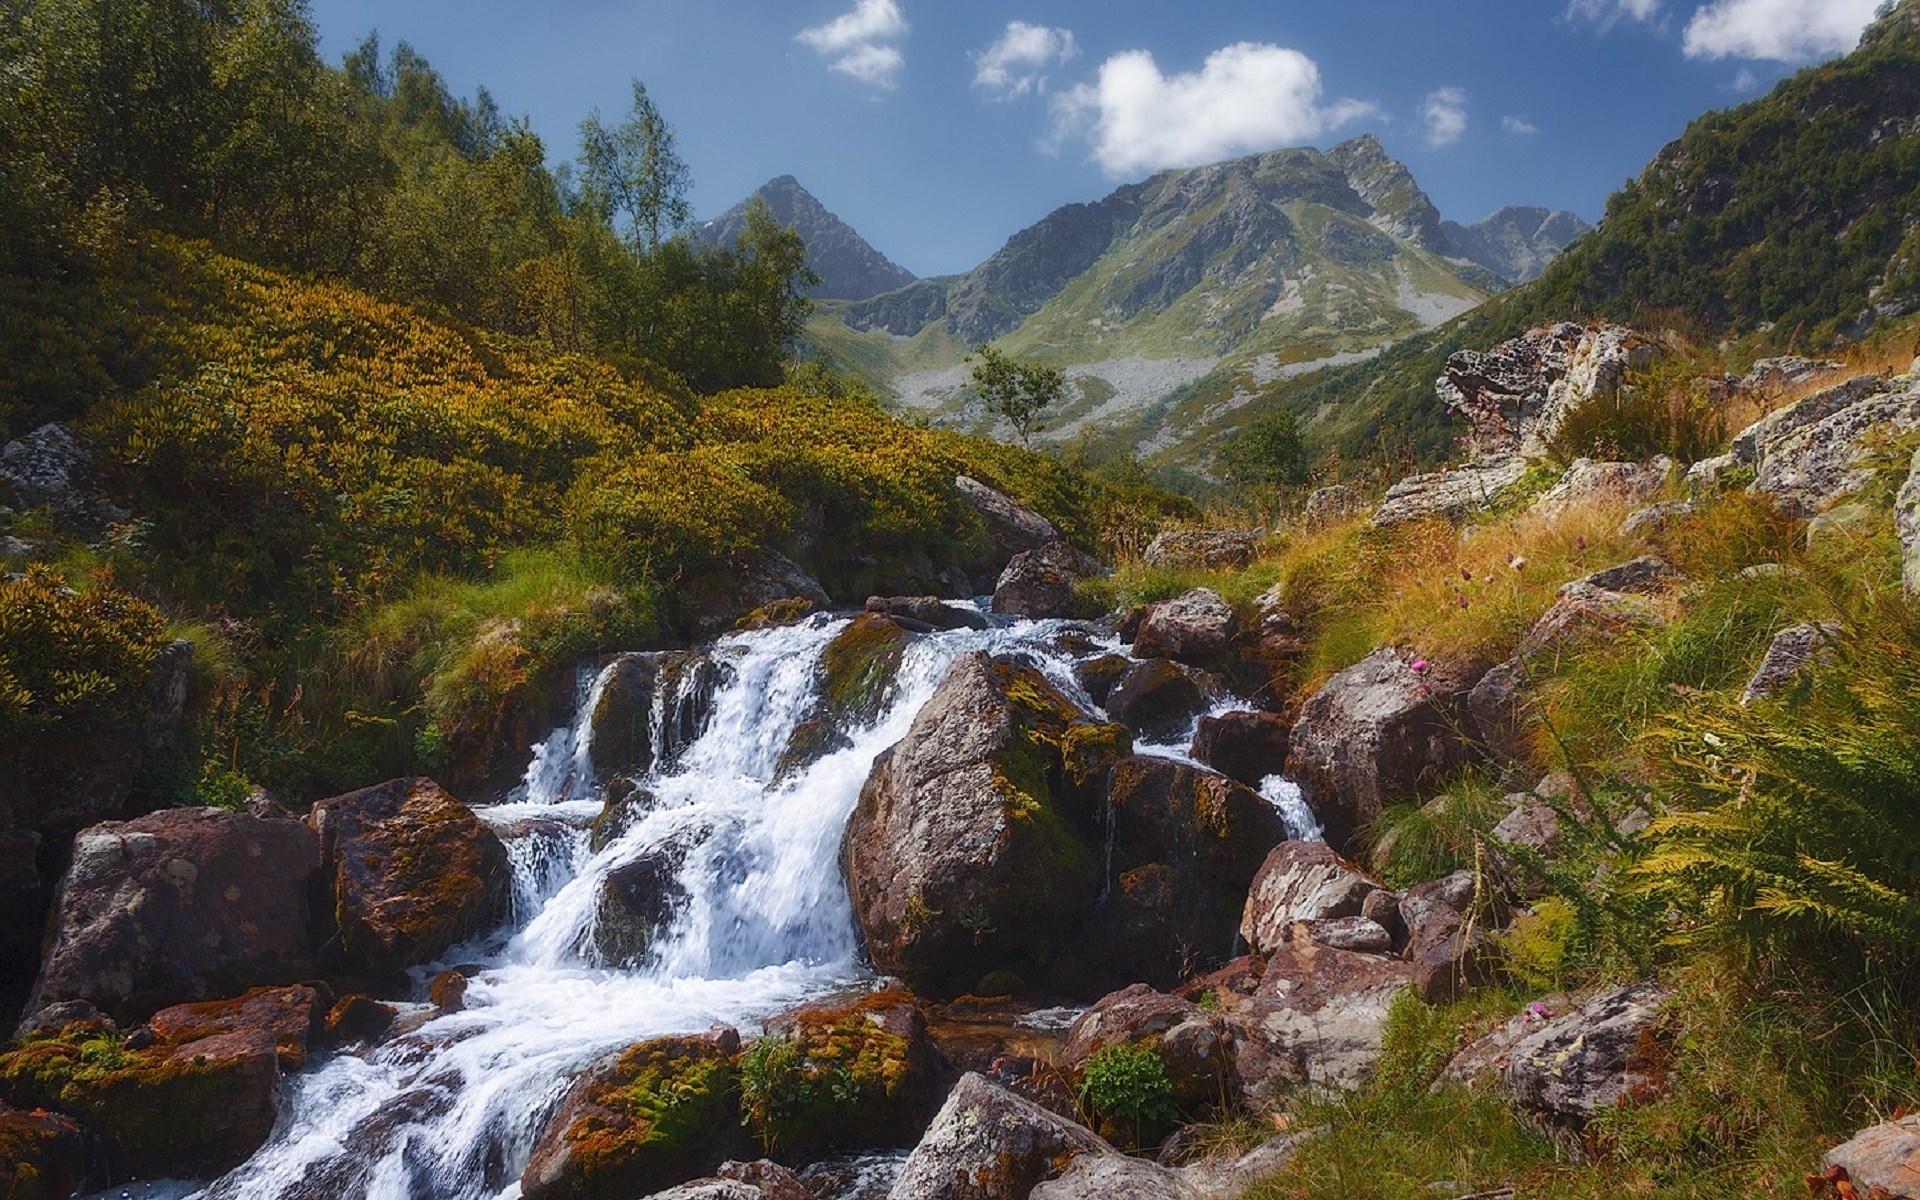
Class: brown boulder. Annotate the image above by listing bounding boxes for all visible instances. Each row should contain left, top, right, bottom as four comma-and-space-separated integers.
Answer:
1131, 589, 1236, 663
144, 984, 328, 1071
1104, 658, 1216, 743
1224, 929, 1414, 1096
1825, 1115, 1920, 1199
956, 475, 1059, 561
1191, 710, 1291, 787
1240, 841, 1383, 957
0, 1104, 97, 1200
1060, 985, 1233, 1114
992, 542, 1102, 619
1399, 872, 1496, 1003
310, 778, 511, 980
750, 987, 941, 1154
25, 808, 319, 1023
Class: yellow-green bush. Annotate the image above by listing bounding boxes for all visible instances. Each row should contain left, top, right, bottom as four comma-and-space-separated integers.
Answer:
0, 567, 171, 735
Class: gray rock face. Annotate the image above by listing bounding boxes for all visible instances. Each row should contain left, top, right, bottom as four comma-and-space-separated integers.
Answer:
1493, 795, 1565, 855
1467, 657, 1530, 765
27, 808, 320, 1023
1226, 930, 1414, 1095
993, 541, 1101, 619
0, 422, 129, 532
1741, 621, 1841, 704
1439, 992, 1580, 1087
642, 1159, 813, 1200
1434, 323, 1653, 460
955, 476, 1059, 562
1619, 499, 1696, 538
694, 175, 915, 302
1141, 529, 1257, 571
1027, 1155, 1195, 1200
1285, 648, 1489, 854
1529, 457, 1675, 520
1240, 840, 1382, 956
1502, 981, 1671, 1121
1824, 1115, 1920, 1199
1572, 556, 1681, 597
1301, 484, 1368, 530
1438, 206, 1591, 286
888, 1073, 1111, 1200
1131, 588, 1236, 662
1733, 374, 1920, 516
1370, 455, 1532, 527
1739, 355, 1845, 396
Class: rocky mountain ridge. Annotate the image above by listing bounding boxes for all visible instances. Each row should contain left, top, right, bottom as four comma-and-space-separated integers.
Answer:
695, 174, 916, 302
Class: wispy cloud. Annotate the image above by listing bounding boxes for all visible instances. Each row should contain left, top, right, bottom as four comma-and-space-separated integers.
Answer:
1047, 42, 1375, 177
1420, 87, 1469, 147
1681, 0, 1878, 61
1563, 0, 1662, 30
973, 21, 1078, 100
1502, 114, 1540, 136
797, 0, 909, 90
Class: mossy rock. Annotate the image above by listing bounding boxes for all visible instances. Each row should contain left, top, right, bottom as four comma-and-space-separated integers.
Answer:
521, 1034, 746, 1200
0, 1103, 95, 1200
820, 614, 910, 727
773, 717, 853, 782
742, 989, 938, 1155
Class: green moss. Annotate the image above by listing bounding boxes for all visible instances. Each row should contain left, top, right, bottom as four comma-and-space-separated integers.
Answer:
820, 614, 909, 726
737, 998, 921, 1155
564, 1039, 739, 1192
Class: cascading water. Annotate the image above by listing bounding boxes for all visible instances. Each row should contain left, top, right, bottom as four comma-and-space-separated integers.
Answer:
174, 607, 1319, 1200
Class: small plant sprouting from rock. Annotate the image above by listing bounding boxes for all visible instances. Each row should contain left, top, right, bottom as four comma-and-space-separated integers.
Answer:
1077, 1042, 1178, 1148
957, 903, 995, 945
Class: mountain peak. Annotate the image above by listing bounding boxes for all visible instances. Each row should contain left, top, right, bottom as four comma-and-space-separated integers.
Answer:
697, 177, 915, 302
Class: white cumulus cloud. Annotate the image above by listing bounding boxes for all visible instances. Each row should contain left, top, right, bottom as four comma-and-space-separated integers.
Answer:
797, 0, 910, 89
973, 21, 1079, 100
1047, 42, 1376, 177
1681, 0, 1879, 61
1502, 114, 1540, 136
1564, 0, 1663, 29
1421, 87, 1470, 147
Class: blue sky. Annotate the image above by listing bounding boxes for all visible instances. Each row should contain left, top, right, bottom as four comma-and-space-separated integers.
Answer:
301, 0, 1884, 278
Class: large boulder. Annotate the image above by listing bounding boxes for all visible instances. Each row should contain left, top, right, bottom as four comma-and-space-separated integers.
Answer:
1130, 589, 1236, 663
992, 542, 1102, 619
695, 551, 831, 635
1239, 841, 1383, 957
1073, 758, 1286, 990
843, 653, 1128, 994
1501, 981, 1671, 1122
1190, 710, 1291, 787
522, 1030, 747, 1200
1104, 658, 1215, 743
589, 651, 722, 780
1528, 457, 1674, 521
955, 476, 1058, 561
310, 778, 511, 980
1739, 374, 1920, 517
1370, 455, 1533, 528
144, 984, 328, 1072
26, 809, 319, 1023
1286, 648, 1489, 854
1141, 529, 1257, 571
748, 987, 941, 1155
1059, 985, 1233, 1114
888, 1073, 1110, 1200
1824, 1116, 1920, 1199
1224, 929, 1414, 1096
1435, 322, 1654, 460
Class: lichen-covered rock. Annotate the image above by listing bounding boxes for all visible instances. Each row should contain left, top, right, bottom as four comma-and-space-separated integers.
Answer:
1224, 929, 1414, 1096
1619, 499, 1695, 538
589, 652, 721, 780
1302, 916, 1394, 952
888, 1072, 1110, 1200
1370, 455, 1533, 527
0, 1103, 96, 1200
1028, 1153, 1195, 1199
1130, 589, 1236, 663
0, 1020, 283, 1177
1104, 658, 1214, 743
1059, 985, 1233, 1114
521, 1031, 747, 1200
821, 613, 912, 726
1141, 529, 1257, 571
638, 1160, 813, 1200
993, 542, 1102, 619
955, 476, 1058, 561
1739, 356, 1845, 396
1741, 375, 1920, 516
1492, 795, 1565, 855
1501, 981, 1671, 1121
1286, 648, 1489, 854
25, 808, 319, 1024
1824, 1115, 1920, 1199
1898, 447, 1920, 594
144, 984, 328, 1072
1529, 457, 1674, 521
747, 987, 939, 1154
843, 653, 1128, 994
1435, 323, 1655, 460
1071, 654, 1129, 707
1741, 622, 1841, 705
1240, 841, 1383, 957
1302, 485, 1368, 530
310, 777, 510, 980
1439, 993, 1580, 1088
1190, 710, 1291, 787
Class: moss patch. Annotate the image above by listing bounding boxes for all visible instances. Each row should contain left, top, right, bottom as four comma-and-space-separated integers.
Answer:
820, 614, 910, 726
561, 1038, 739, 1196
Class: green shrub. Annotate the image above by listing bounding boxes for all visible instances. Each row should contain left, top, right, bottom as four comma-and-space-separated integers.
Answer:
1077, 1043, 1178, 1147
0, 567, 171, 736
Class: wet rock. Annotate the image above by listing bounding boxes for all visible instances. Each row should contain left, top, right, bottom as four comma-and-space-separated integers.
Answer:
1225, 930, 1414, 1096
323, 994, 396, 1045
1502, 981, 1671, 1121
1302, 484, 1368, 530
1072, 654, 1129, 707
867, 596, 991, 632
822, 614, 912, 726
1060, 984, 1233, 1114
1285, 648, 1489, 854
0, 1103, 97, 1200
1104, 658, 1213, 743
25, 808, 319, 1024
843, 653, 1128, 994
1824, 1115, 1920, 1199
888, 1072, 1110, 1200
1130, 589, 1236, 663
1074, 758, 1286, 990
145, 984, 328, 1071
696, 550, 831, 635
1141, 529, 1257, 571
992, 542, 1102, 619
1190, 710, 1291, 787
592, 845, 692, 968
1742, 622, 1842, 705
1370, 455, 1532, 527
955, 475, 1058, 561
522, 1033, 747, 1200
1240, 841, 1383, 957
1529, 457, 1675, 521
773, 720, 853, 783
591, 779, 659, 852
752, 987, 940, 1154
640, 1160, 813, 1200
590, 652, 722, 779
310, 777, 511, 981
427, 969, 467, 1012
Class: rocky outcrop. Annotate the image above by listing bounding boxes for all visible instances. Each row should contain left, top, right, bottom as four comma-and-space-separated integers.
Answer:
1130, 588, 1236, 663
1224, 928, 1414, 1096
589, 652, 721, 780
993, 542, 1102, 619
1741, 622, 1841, 704
1239, 841, 1382, 957
1529, 457, 1675, 520
1369, 455, 1532, 527
0, 423, 128, 533
1286, 648, 1488, 854
521, 1031, 746, 1200
1141, 529, 1257, 571
1104, 658, 1215, 743
144, 984, 328, 1072
842, 653, 1127, 994
1435, 323, 1655, 460
26, 808, 319, 1023
310, 778, 511, 980
1501, 982, 1671, 1122
1823, 1115, 1920, 1199
1059, 985, 1233, 1113
1190, 710, 1291, 787
1301, 484, 1368, 530
1734, 374, 1920, 517
888, 1072, 1110, 1200
955, 476, 1058, 562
